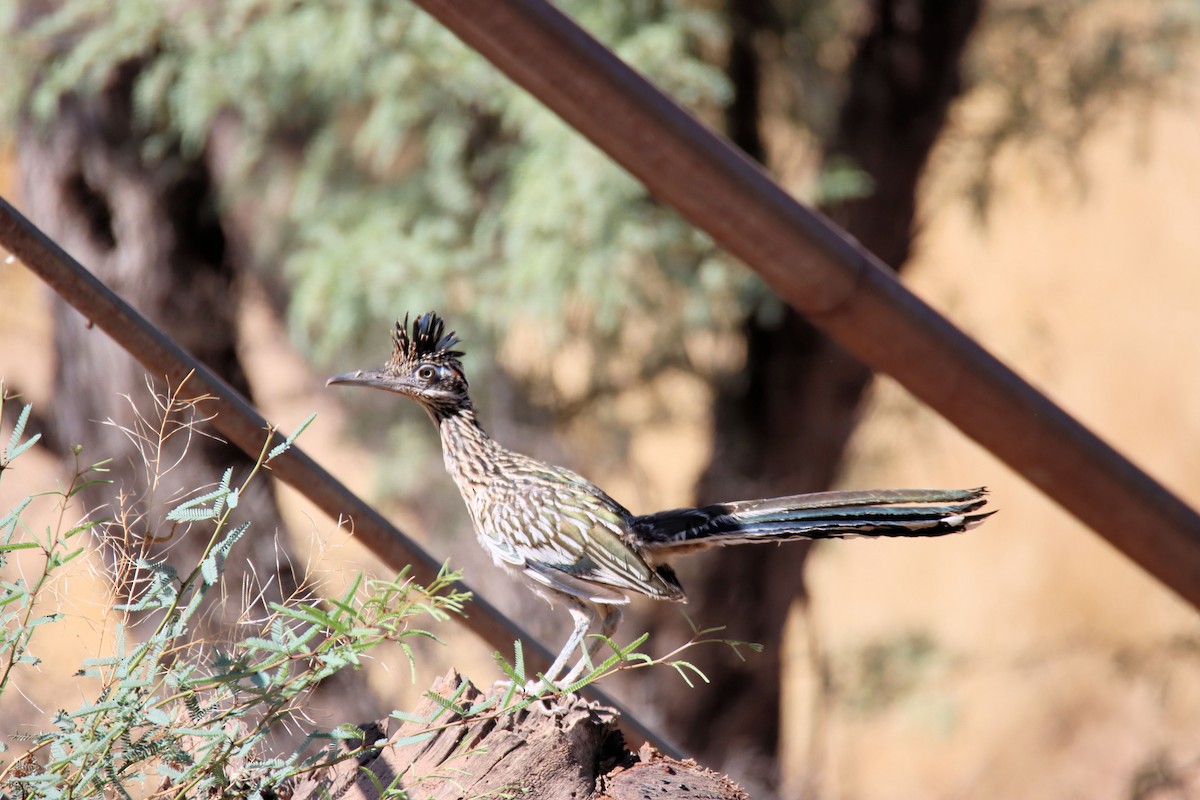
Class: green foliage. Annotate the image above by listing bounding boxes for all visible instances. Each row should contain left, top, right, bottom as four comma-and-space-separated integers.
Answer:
0, 0, 756, 394
0, 388, 470, 797
1, 388, 99, 708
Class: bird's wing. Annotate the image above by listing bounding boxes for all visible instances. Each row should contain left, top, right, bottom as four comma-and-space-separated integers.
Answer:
486, 469, 684, 603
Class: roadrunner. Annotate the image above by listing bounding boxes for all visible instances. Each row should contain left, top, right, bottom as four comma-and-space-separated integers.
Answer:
329, 312, 992, 687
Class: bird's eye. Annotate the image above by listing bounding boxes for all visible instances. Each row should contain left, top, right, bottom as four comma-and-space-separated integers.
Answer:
416, 365, 437, 380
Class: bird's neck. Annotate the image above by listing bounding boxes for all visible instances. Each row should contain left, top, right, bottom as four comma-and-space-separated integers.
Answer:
437, 405, 503, 490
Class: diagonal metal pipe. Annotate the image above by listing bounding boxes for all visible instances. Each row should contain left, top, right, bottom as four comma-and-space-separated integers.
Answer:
407, 0, 1200, 608
0, 196, 684, 757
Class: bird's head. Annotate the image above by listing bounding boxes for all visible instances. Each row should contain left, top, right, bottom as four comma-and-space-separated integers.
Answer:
327, 312, 470, 420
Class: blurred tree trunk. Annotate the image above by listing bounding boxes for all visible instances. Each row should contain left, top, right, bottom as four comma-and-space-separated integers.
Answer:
17, 60, 377, 721
635, 0, 984, 790
19, 62, 275, 624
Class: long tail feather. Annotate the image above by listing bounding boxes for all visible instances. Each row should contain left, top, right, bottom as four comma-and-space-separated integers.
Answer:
632, 487, 992, 552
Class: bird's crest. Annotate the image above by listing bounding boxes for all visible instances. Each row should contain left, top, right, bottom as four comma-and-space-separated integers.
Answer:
390, 312, 464, 369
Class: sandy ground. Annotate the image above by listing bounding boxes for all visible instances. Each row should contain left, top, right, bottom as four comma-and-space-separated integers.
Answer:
3, 71, 1200, 799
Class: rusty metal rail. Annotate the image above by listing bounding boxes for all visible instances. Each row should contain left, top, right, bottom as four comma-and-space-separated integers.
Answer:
407, 0, 1200, 609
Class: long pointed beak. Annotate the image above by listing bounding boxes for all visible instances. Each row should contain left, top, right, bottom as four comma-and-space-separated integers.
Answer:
326, 369, 397, 391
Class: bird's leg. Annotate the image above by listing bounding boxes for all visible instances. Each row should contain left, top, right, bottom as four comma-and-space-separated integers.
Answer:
531, 602, 595, 692
557, 605, 622, 688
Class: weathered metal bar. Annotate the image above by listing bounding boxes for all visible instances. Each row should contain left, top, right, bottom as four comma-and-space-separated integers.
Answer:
0, 196, 682, 756
408, 0, 1200, 607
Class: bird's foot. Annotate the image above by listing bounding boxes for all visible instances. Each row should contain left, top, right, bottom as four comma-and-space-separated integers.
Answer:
490, 677, 577, 715
490, 676, 557, 696
529, 695, 572, 716
521, 677, 571, 716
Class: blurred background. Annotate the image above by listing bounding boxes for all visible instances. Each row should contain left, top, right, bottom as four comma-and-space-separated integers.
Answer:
2, 1, 1200, 797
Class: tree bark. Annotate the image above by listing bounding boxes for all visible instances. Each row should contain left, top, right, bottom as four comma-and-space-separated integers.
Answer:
630, 0, 983, 789
285, 671, 747, 800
